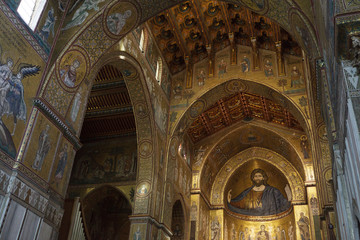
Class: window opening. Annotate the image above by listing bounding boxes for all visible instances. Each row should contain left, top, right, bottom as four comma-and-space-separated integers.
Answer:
139, 29, 145, 53
17, 0, 47, 30
155, 57, 162, 84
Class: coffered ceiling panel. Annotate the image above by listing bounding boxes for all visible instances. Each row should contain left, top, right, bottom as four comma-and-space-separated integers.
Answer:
147, 1, 301, 74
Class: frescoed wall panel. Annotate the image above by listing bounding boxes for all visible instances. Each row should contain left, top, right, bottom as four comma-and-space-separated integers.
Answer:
70, 136, 137, 185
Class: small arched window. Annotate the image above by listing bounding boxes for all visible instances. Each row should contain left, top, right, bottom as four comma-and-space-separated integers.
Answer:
139, 29, 145, 53
17, 0, 47, 30
155, 57, 163, 84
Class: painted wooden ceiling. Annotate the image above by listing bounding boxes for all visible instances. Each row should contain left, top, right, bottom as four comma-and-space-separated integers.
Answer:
187, 92, 303, 142
80, 64, 136, 141
147, 1, 302, 74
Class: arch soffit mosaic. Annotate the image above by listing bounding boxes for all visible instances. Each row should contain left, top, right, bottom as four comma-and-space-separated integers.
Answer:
210, 147, 305, 206
196, 121, 307, 180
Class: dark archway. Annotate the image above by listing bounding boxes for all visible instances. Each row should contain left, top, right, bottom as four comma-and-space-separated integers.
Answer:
171, 200, 185, 240
82, 186, 132, 240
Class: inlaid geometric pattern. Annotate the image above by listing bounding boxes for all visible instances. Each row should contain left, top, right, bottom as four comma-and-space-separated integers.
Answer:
188, 92, 303, 142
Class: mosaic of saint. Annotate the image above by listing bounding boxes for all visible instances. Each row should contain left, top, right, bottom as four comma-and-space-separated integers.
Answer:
227, 169, 291, 216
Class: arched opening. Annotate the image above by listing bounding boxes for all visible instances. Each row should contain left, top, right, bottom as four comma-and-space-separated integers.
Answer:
139, 29, 146, 53
70, 64, 137, 184
171, 200, 185, 240
156, 57, 163, 84
82, 186, 132, 240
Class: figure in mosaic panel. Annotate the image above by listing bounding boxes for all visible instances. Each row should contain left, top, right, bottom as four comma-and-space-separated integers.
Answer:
228, 169, 290, 216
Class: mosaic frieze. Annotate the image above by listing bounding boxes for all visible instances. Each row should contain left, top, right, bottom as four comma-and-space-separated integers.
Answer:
70, 136, 137, 185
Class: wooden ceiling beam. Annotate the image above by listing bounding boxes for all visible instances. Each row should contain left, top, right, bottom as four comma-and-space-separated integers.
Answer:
218, 99, 232, 126
167, 9, 189, 56
191, 0, 210, 45
261, 96, 271, 122
238, 92, 251, 117
199, 113, 212, 134
245, 9, 254, 37
219, 2, 231, 33
90, 86, 129, 96
193, 0, 212, 45
284, 109, 291, 128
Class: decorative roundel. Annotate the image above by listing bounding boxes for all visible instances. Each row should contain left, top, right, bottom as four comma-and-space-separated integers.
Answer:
169, 137, 178, 158
317, 124, 328, 142
136, 181, 151, 197
139, 140, 153, 158
189, 99, 206, 118
104, 1, 138, 38
120, 62, 138, 80
57, 47, 89, 89
225, 79, 247, 94
134, 102, 149, 119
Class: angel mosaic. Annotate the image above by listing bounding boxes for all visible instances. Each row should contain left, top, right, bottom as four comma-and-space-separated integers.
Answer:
0, 49, 40, 132
0, 52, 40, 157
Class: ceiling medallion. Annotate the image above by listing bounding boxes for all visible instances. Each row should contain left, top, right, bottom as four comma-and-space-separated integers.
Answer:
225, 79, 247, 93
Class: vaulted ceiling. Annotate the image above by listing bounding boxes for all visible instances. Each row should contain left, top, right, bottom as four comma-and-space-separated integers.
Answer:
80, 65, 136, 141
148, 0, 302, 74
187, 92, 303, 142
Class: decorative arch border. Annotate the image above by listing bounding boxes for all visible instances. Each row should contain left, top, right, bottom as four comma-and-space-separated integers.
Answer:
196, 122, 307, 181
83, 50, 157, 215
210, 147, 306, 207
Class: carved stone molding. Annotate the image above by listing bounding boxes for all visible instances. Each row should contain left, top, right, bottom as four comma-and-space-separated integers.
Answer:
33, 98, 82, 150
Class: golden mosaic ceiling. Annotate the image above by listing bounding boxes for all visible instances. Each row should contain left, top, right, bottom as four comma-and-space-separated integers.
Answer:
80, 65, 136, 141
188, 92, 303, 142
148, 0, 301, 74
